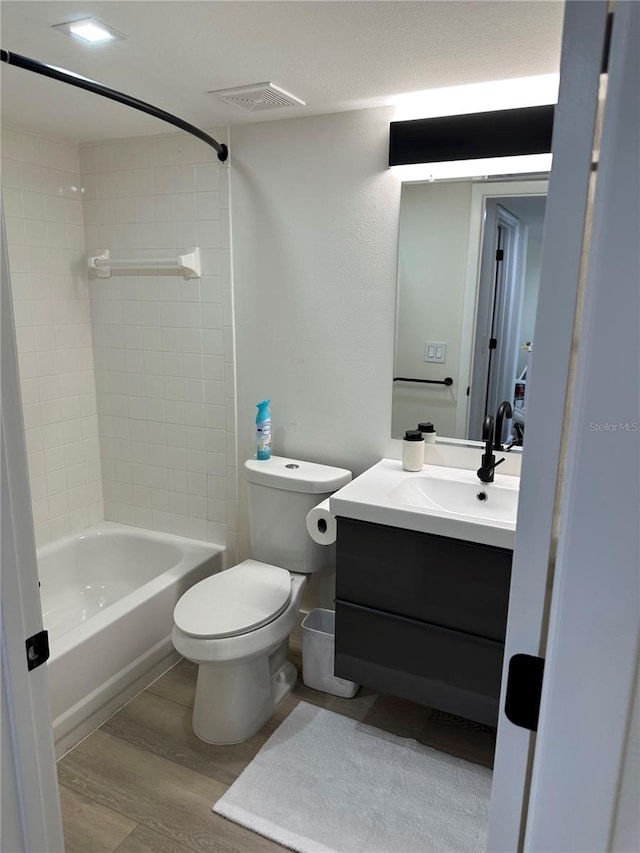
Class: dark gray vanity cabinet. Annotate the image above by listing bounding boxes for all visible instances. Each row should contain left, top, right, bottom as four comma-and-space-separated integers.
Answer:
333, 518, 513, 726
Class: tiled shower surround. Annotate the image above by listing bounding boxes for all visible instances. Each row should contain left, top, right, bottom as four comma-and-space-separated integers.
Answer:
2, 127, 238, 562
82, 129, 238, 561
2, 129, 104, 544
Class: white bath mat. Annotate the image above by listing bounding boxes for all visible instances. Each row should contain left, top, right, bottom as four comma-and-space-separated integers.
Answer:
213, 701, 492, 853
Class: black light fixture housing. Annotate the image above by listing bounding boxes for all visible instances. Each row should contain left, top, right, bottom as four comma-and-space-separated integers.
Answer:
389, 104, 555, 167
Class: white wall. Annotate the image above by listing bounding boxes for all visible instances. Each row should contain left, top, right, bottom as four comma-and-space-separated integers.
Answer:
1, 128, 104, 546
392, 181, 472, 438
80, 130, 238, 561
230, 107, 400, 560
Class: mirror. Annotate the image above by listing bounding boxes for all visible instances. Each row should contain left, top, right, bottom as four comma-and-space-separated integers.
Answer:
392, 176, 548, 447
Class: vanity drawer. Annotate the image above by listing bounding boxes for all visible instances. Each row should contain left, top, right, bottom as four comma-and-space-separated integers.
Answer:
336, 517, 512, 642
334, 600, 504, 726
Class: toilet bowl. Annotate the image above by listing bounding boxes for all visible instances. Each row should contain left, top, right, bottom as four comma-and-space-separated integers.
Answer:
172, 456, 351, 744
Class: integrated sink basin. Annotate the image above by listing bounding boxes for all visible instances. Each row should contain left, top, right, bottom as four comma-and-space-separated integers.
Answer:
330, 458, 520, 548
387, 468, 518, 524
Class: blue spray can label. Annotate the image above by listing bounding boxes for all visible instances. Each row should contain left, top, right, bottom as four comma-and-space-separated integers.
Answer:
256, 400, 271, 460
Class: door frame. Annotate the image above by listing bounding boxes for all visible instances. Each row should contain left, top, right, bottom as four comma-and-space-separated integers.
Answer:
1, 202, 64, 852
456, 180, 548, 439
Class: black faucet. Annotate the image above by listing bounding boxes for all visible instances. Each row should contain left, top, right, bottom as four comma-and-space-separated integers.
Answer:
477, 414, 505, 483
494, 401, 514, 451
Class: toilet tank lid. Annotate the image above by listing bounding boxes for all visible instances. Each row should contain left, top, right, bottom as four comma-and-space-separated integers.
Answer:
245, 456, 352, 493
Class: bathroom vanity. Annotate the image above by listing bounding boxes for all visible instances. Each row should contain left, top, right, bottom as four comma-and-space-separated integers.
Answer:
330, 458, 519, 726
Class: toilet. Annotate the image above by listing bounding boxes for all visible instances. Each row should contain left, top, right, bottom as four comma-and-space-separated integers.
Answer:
171, 455, 352, 744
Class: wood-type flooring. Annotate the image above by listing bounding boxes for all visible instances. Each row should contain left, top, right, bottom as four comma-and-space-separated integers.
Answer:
58, 645, 496, 852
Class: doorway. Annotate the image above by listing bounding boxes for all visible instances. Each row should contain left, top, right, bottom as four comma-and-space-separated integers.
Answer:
467, 194, 547, 442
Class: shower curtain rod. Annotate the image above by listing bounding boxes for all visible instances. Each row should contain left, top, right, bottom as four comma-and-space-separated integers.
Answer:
0, 49, 228, 162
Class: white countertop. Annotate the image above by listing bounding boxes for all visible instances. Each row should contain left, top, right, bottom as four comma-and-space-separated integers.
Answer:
330, 458, 519, 549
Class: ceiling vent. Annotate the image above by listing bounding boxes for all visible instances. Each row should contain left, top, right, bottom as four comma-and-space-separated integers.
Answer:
209, 82, 305, 112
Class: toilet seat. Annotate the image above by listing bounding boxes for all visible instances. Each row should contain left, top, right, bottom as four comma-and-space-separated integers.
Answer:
173, 559, 292, 640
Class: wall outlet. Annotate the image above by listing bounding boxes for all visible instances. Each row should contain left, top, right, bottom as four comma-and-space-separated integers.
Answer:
424, 342, 447, 363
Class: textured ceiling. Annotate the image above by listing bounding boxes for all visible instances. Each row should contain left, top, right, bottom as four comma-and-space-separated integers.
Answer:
0, 1, 564, 143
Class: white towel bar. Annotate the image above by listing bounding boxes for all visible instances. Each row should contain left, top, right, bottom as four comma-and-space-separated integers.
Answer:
88, 248, 201, 280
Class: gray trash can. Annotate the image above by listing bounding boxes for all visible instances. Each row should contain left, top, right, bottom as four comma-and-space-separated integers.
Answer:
301, 609, 359, 698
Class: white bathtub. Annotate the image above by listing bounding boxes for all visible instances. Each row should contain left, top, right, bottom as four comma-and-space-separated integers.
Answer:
38, 522, 225, 757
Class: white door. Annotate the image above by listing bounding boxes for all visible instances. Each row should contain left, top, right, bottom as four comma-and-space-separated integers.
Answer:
488, 1, 634, 849
1, 202, 64, 852
468, 202, 523, 439
488, 0, 607, 853
523, 0, 639, 847
484, 207, 523, 426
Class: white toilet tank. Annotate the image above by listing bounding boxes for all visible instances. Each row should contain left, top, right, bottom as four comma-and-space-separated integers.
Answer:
245, 456, 351, 574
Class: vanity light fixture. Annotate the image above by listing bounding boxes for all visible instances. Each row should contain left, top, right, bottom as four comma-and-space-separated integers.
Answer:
389, 104, 554, 181
52, 18, 127, 44
392, 154, 553, 183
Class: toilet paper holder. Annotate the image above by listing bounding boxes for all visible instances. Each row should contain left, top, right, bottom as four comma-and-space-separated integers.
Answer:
305, 499, 338, 546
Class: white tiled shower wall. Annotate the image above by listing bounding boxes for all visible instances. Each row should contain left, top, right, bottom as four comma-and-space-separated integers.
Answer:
81, 130, 238, 561
2, 127, 237, 562
2, 128, 104, 546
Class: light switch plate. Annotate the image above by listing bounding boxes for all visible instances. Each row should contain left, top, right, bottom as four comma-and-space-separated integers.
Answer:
424, 342, 447, 363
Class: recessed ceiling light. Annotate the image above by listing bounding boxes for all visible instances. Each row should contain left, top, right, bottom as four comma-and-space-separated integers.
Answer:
53, 18, 127, 44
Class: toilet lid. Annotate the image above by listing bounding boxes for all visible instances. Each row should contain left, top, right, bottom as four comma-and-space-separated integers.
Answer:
173, 560, 292, 639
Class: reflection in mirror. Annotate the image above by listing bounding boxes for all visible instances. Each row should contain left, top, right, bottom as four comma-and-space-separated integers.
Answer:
392, 178, 547, 446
